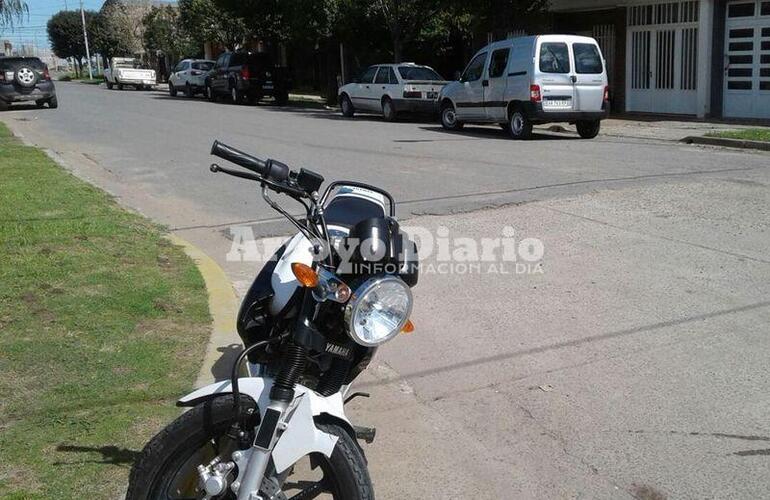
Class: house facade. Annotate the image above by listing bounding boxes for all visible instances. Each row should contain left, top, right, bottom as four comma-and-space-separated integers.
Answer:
550, 0, 770, 119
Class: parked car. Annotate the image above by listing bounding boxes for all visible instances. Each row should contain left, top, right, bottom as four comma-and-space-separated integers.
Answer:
0, 56, 57, 110
168, 59, 214, 97
104, 57, 156, 90
338, 63, 448, 121
204, 51, 289, 105
439, 35, 609, 139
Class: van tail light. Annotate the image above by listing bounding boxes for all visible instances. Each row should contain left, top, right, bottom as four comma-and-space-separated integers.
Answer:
43, 67, 51, 80
240, 66, 250, 80
603, 85, 610, 102
530, 84, 542, 103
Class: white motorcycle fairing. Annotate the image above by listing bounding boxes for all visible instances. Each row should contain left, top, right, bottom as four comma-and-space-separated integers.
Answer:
178, 377, 348, 473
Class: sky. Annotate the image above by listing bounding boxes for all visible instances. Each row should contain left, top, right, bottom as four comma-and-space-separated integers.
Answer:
1, 0, 107, 50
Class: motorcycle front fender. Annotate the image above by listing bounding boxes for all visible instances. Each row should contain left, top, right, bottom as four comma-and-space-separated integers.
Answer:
177, 377, 349, 473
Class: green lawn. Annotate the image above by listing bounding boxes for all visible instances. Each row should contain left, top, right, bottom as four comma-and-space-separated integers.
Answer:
706, 128, 770, 142
0, 123, 210, 499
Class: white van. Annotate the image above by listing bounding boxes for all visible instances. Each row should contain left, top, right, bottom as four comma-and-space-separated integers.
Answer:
439, 35, 609, 140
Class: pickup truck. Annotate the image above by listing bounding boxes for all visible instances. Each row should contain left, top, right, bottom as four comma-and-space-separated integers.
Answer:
104, 57, 156, 90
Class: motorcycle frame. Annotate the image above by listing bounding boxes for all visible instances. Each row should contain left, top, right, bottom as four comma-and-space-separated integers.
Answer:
178, 174, 384, 499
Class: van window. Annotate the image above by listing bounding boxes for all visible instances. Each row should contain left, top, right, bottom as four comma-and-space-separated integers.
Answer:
489, 48, 510, 78
539, 42, 570, 74
573, 43, 603, 74
462, 53, 487, 82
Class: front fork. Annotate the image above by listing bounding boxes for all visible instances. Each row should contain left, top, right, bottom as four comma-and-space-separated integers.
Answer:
235, 288, 317, 500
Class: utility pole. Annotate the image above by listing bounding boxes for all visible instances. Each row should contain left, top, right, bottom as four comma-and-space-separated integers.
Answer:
80, 0, 93, 79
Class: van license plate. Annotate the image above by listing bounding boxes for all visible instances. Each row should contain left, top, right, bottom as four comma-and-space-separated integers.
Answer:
426, 91, 438, 99
544, 99, 571, 109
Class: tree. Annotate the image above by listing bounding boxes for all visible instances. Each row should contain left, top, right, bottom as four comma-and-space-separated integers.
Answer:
179, 0, 249, 52
92, 0, 151, 62
143, 5, 197, 60
0, 0, 27, 28
370, 0, 443, 62
47, 10, 97, 77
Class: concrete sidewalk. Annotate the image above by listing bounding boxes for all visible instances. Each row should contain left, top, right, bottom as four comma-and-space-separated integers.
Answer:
541, 116, 769, 142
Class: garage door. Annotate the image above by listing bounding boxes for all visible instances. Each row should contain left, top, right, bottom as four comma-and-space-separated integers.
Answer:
626, 1, 700, 114
723, 1, 770, 118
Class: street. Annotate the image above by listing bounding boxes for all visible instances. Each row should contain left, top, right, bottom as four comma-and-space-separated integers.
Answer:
4, 82, 770, 498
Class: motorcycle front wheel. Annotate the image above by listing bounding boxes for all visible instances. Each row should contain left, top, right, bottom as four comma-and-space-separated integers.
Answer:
126, 395, 373, 500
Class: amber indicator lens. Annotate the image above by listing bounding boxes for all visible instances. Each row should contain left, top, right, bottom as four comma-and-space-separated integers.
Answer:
291, 262, 319, 288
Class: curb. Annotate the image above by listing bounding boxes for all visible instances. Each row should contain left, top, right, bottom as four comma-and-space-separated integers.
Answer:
681, 136, 770, 151
167, 234, 239, 388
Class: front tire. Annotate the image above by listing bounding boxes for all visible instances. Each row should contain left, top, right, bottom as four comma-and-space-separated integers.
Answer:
206, 83, 217, 102
576, 120, 601, 139
185, 83, 193, 98
340, 93, 355, 117
169, 83, 177, 97
440, 102, 463, 131
105, 79, 113, 90
127, 396, 373, 500
48, 96, 58, 109
508, 108, 533, 140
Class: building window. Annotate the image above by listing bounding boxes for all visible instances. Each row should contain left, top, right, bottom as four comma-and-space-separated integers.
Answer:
728, 3, 755, 17
761, 2, 770, 15
728, 80, 752, 89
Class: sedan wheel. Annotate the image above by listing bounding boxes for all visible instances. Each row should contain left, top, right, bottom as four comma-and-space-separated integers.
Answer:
382, 98, 397, 122
340, 94, 354, 118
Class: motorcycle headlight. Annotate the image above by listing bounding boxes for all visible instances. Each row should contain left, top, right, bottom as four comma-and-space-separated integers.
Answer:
345, 276, 413, 347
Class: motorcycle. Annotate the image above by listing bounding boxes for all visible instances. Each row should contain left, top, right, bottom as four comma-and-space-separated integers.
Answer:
127, 141, 419, 500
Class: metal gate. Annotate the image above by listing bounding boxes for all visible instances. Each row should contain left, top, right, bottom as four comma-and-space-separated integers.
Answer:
723, 0, 770, 118
626, 1, 700, 114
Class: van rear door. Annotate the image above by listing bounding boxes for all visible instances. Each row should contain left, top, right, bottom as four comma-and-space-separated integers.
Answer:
536, 41, 575, 112
571, 42, 606, 112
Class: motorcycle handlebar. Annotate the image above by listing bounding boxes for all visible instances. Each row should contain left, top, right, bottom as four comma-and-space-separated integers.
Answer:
210, 140, 290, 183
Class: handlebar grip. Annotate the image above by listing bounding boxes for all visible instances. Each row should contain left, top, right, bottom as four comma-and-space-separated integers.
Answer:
211, 140, 267, 176
210, 140, 290, 182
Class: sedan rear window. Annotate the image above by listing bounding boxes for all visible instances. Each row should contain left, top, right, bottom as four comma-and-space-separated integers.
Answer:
192, 61, 214, 71
397, 66, 443, 81
539, 43, 570, 74
573, 43, 603, 74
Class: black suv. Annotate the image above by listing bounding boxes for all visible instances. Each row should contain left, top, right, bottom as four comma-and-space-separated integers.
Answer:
0, 57, 57, 111
204, 51, 289, 105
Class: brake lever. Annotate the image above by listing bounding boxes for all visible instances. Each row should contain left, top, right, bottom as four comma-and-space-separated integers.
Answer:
210, 163, 262, 182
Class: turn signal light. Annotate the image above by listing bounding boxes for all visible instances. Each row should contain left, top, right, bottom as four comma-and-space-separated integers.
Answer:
43, 67, 51, 80
291, 262, 319, 288
401, 319, 415, 334
530, 84, 542, 103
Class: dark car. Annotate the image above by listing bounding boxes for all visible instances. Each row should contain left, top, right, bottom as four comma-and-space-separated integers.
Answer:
0, 57, 57, 111
204, 51, 290, 105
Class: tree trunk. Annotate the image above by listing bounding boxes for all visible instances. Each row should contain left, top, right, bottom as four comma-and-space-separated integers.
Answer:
393, 37, 403, 63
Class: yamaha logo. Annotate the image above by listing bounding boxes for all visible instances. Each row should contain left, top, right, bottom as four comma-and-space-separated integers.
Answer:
325, 343, 351, 358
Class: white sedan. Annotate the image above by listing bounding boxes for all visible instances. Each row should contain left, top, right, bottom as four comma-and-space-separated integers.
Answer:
168, 59, 214, 97
338, 63, 448, 121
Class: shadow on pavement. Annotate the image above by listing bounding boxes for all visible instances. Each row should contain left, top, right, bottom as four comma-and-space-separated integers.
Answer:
420, 125, 579, 141
210, 343, 244, 381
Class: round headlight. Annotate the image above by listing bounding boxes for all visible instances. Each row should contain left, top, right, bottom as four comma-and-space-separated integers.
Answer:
345, 276, 413, 347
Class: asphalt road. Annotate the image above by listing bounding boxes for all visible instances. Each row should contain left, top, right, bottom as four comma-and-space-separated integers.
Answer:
4, 82, 770, 499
